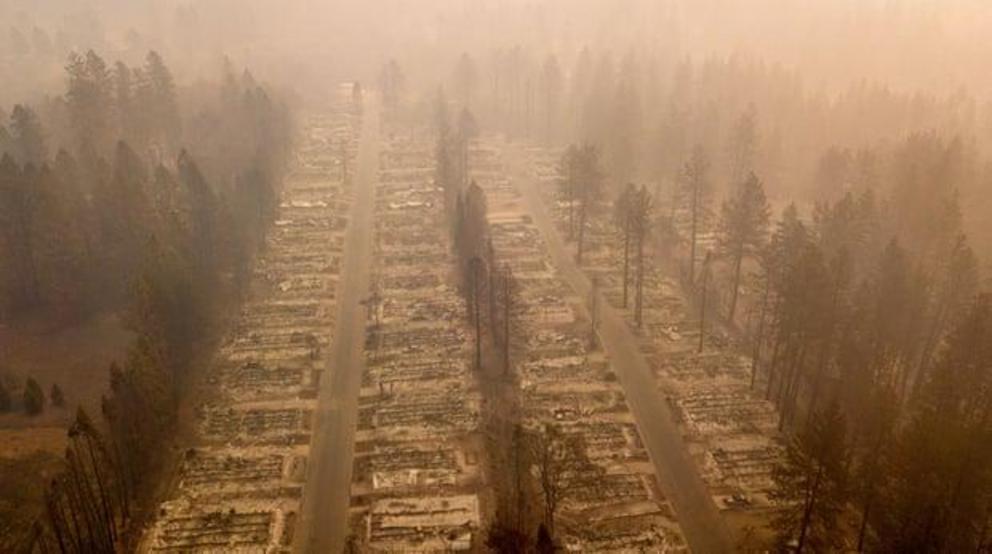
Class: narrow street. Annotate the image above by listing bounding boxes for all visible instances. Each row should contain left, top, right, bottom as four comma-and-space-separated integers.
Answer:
296, 101, 379, 553
506, 146, 736, 554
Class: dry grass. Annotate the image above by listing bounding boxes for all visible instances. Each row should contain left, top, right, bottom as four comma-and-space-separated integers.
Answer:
0, 310, 131, 545
0, 311, 131, 435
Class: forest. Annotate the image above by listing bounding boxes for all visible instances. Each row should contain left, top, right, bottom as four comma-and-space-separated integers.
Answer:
412, 44, 992, 551
0, 47, 291, 550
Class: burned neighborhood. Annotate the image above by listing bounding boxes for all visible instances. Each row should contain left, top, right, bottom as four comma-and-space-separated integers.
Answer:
4, 1, 992, 553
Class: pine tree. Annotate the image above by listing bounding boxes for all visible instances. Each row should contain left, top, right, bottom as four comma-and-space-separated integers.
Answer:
717, 171, 770, 323
65, 50, 113, 155
50, 384, 65, 407
558, 145, 579, 237
914, 234, 978, 393
9, 104, 47, 165
630, 185, 654, 328
140, 51, 180, 150
680, 146, 710, 284
727, 104, 758, 184
177, 150, 219, 282
24, 377, 45, 415
613, 183, 637, 308
570, 144, 604, 265
112, 61, 136, 145
528, 423, 600, 536
879, 294, 992, 552
771, 402, 849, 552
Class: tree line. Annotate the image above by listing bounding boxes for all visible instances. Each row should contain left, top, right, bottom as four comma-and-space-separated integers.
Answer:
431, 93, 604, 553
430, 48, 992, 549
0, 50, 291, 552
546, 97, 990, 550
0, 50, 289, 322
644, 128, 988, 550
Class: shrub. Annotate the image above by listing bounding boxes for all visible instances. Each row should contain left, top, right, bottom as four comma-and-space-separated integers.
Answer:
50, 384, 65, 407
23, 378, 44, 415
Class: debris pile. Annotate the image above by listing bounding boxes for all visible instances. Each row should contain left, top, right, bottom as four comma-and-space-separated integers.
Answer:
345, 136, 483, 552
141, 87, 361, 552
473, 143, 688, 552
529, 145, 783, 512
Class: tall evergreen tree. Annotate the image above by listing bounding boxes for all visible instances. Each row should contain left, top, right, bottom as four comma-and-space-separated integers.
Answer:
613, 183, 637, 308
771, 402, 849, 553
9, 105, 47, 165
717, 171, 771, 323
65, 50, 113, 156
570, 144, 604, 265
680, 146, 710, 284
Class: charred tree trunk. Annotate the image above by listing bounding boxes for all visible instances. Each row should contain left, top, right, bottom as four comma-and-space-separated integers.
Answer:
796, 464, 825, 553
751, 275, 771, 389
576, 199, 588, 265
728, 242, 744, 323
688, 183, 700, 284
621, 221, 631, 308
634, 232, 645, 327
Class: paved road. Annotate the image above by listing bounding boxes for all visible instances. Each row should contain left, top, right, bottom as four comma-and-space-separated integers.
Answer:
507, 147, 736, 554
296, 102, 379, 553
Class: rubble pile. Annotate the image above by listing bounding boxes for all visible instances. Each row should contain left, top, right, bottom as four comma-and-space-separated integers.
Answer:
140, 87, 361, 552
528, 146, 783, 512
345, 136, 482, 552
473, 144, 688, 552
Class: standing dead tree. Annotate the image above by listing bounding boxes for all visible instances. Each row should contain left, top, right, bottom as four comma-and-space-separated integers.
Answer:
558, 145, 578, 238
469, 255, 488, 371
527, 423, 601, 539
680, 146, 710, 285
630, 185, 654, 328
493, 264, 520, 376
717, 171, 770, 324
613, 183, 637, 308
559, 144, 604, 264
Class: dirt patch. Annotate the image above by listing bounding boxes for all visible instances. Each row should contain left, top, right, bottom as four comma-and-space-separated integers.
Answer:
0, 427, 67, 459
0, 450, 63, 546
0, 312, 130, 545
724, 508, 777, 552
0, 311, 131, 433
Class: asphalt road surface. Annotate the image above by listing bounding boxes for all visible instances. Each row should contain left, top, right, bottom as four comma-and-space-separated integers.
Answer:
296, 102, 379, 553
507, 145, 736, 554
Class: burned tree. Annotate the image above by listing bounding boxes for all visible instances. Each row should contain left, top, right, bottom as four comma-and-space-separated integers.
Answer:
613, 183, 637, 308
558, 145, 579, 237
493, 264, 520, 376
528, 423, 600, 538
717, 171, 770, 323
771, 402, 849, 553
469, 255, 488, 371
455, 182, 492, 373
680, 146, 710, 284
697, 251, 713, 353
24, 377, 45, 415
630, 185, 654, 328
456, 108, 479, 190
562, 144, 604, 265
